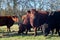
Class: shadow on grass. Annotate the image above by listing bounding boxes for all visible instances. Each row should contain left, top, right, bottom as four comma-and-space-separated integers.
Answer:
0, 31, 60, 38
45, 34, 60, 39
0, 31, 43, 38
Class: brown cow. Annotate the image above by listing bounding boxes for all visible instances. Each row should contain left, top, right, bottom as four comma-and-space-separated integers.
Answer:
29, 9, 49, 36
0, 16, 18, 32
18, 10, 32, 34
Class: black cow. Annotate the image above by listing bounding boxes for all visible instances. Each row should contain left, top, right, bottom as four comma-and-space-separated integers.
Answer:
45, 11, 60, 36
0, 16, 18, 32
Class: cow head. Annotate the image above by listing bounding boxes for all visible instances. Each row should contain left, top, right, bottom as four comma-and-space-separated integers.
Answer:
12, 16, 19, 22
30, 9, 36, 14
18, 24, 26, 34
29, 9, 36, 27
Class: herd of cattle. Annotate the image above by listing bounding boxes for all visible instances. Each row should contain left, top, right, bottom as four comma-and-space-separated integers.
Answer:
18, 9, 60, 36
0, 9, 60, 36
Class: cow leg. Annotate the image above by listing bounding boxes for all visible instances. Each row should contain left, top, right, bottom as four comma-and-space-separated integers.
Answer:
58, 31, 60, 36
38, 27, 40, 31
29, 28, 31, 32
34, 27, 37, 36
7, 28, 9, 32
57, 29, 60, 36
28, 25, 31, 32
41, 25, 45, 35
7, 26, 11, 32
55, 29, 58, 34
38, 26, 42, 31
51, 29, 54, 35
8, 27, 11, 32
44, 27, 50, 36
25, 29, 28, 35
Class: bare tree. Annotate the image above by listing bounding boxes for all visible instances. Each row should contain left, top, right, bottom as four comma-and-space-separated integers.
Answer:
0, 0, 3, 16
0, 0, 60, 16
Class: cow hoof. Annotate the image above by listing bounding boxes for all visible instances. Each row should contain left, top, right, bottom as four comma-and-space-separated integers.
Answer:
58, 32, 60, 36
59, 34, 60, 36
44, 33, 48, 36
25, 33, 27, 35
44, 35, 47, 36
58, 33, 60, 36
55, 32, 57, 34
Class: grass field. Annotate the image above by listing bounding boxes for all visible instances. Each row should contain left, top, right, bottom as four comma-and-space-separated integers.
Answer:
0, 24, 60, 40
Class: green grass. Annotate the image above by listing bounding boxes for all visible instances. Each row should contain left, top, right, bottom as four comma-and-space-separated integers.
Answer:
0, 24, 60, 40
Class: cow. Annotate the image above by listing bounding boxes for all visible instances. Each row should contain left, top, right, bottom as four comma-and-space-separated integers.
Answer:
18, 10, 32, 34
22, 14, 32, 32
0, 16, 18, 32
29, 9, 49, 36
44, 11, 60, 36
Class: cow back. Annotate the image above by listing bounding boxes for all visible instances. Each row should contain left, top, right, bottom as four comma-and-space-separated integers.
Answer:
0, 16, 15, 26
